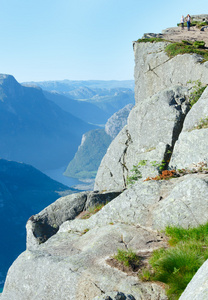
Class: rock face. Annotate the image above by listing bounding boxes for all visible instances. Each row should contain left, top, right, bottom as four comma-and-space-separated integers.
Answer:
26, 190, 121, 249
179, 259, 208, 300
94, 85, 190, 191
170, 86, 208, 169
2, 26, 208, 299
133, 41, 208, 104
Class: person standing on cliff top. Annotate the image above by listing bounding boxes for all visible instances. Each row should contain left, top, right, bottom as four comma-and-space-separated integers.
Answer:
186, 14, 191, 31
180, 15, 184, 30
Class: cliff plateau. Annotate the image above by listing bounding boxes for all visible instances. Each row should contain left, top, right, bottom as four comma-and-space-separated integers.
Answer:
2, 23, 208, 300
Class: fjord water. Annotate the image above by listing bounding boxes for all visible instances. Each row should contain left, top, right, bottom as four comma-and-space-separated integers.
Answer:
44, 166, 93, 190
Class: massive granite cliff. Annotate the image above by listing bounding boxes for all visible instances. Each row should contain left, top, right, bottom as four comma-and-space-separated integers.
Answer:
2, 23, 208, 300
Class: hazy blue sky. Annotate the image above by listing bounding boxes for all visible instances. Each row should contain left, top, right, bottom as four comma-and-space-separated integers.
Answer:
0, 0, 207, 82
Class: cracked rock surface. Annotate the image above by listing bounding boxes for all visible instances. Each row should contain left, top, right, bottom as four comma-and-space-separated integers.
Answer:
2, 223, 168, 300
3, 173, 208, 299
170, 86, 208, 169
94, 85, 190, 191
133, 41, 208, 104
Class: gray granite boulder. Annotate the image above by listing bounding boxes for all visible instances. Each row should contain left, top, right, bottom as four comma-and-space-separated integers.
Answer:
3, 173, 208, 300
94, 86, 190, 191
62, 174, 208, 234
26, 190, 121, 250
170, 87, 208, 169
2, 224, 168, 300
179, 259, 208, 300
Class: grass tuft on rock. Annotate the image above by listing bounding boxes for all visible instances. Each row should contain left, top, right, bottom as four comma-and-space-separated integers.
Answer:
137, 37, 166, 43
165, 41, 208, 61
114, 249, 140, 268
140, 223, 208, 300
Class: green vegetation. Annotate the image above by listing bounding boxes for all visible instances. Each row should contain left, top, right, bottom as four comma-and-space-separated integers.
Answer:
114, 249, 140, 267
188, 80, 207, 107
150, 160, 166, 171
165, 40, 208, 61
126, 159, 169, 186
177, 21, 208, 29
81, 202, 108, 219
194, 116, 208, 129
126, 164, 142, 185
136, 37, 166, 43
140, 223, 208, 299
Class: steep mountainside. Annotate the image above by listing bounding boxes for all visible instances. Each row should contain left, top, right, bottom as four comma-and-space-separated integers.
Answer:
64, 104, 133, 179
0, 74, 96, 170
64, 129, 113, 179
0, 159, 71, 289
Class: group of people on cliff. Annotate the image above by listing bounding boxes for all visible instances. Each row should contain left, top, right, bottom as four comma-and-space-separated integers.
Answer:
180, 14, 191, 30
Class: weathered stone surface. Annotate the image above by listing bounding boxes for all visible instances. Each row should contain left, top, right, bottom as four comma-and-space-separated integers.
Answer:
183, 86, 208, 131
1, 224, 167, 300
94, 86, 190, 191
62, 174, 208, 234
133, 41, 208, 104
179, 259, 208, 300
3, 173, 208, 299
170, 128, 208, 169
170, 87, 208, 169
27, 190, 121, 250
93, 292, 136, 300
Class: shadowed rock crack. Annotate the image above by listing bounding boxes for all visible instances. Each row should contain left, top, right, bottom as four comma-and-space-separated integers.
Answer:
118, 130, 133, 188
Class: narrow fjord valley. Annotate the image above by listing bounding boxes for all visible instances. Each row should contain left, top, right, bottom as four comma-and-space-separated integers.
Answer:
2, 14, 208, 300
0, 75, 134, 291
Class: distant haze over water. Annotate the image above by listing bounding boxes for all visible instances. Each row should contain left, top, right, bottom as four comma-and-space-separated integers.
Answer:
44, 166, 93, 190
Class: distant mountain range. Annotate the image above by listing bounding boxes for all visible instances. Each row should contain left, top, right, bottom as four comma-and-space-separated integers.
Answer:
0, 158, 71, 288
24, 79, 135, 123
0, 74, 96, 171
23, 79, 135, 92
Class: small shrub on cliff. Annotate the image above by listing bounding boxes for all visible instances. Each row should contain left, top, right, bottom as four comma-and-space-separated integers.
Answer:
144, 170, 177, 181
126, 164, 142, 185
140, 223, 208, 300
